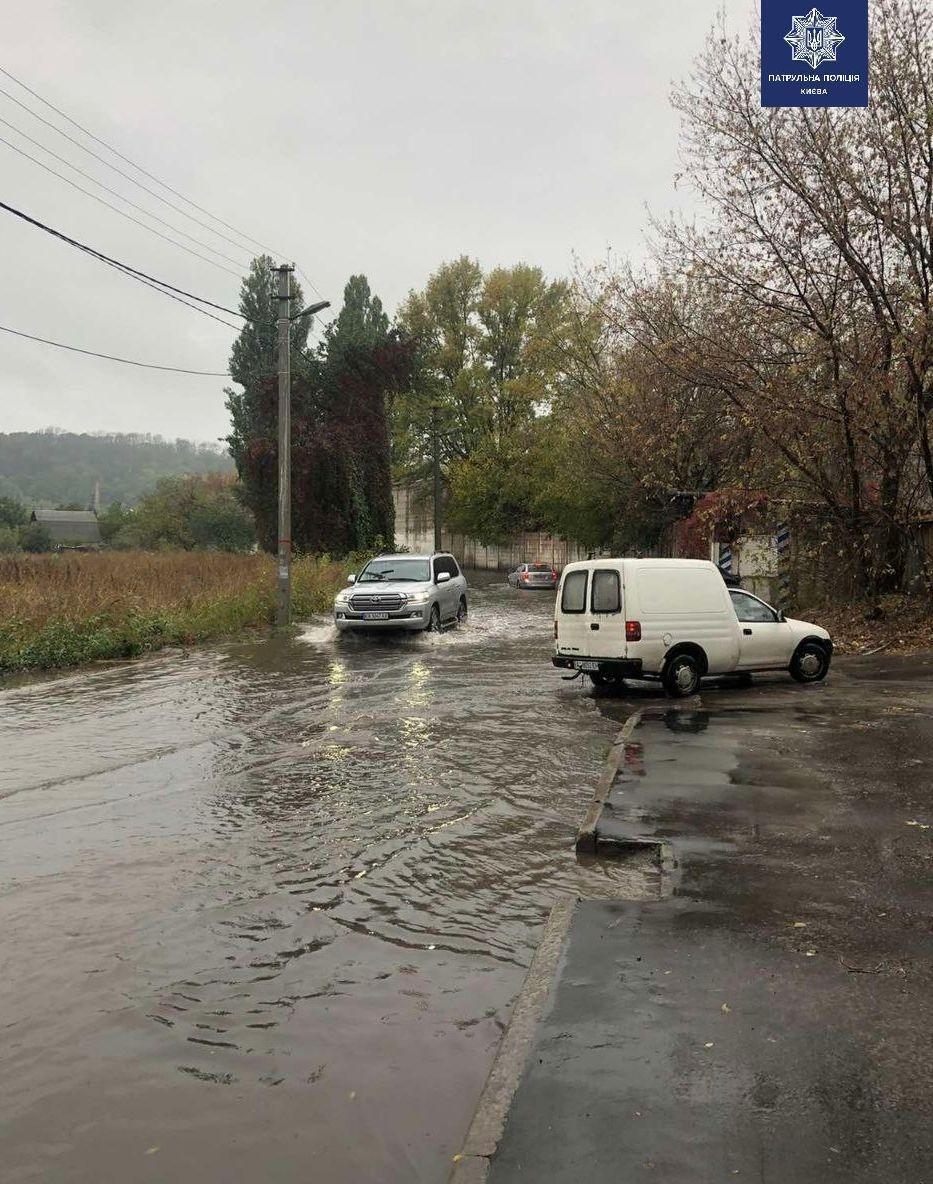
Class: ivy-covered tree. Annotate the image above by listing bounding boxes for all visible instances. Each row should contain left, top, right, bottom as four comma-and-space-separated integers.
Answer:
227, 270, 411, 554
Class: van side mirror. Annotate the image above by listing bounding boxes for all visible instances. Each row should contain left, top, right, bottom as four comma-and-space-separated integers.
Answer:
436, 571, 451, 584
348, 573, 356, 584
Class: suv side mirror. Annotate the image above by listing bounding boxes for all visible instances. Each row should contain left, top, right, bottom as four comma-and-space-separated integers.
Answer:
348, 573, 357, 584
436, 571, 451, 584
776, 609, 785, 622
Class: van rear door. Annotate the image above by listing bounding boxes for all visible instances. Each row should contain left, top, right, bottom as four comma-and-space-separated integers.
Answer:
556, 566, 590, 657
589, 566, 625, 657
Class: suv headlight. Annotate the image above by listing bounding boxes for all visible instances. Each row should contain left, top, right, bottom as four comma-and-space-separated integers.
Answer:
406, 590, 430, 604
334, 591, 351, 607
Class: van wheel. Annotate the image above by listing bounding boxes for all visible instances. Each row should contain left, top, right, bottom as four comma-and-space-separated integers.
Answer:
590, 672, 624, 690
790, 641, 829, 683
663, 653, 701, 698
426, 604, 441, 633
456, 596, 468, 624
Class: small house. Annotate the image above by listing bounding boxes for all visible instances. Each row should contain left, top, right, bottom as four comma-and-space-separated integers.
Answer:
30, 509, 102, 547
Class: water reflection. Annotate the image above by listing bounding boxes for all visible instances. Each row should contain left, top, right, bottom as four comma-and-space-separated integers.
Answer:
0, 576, 658, 1183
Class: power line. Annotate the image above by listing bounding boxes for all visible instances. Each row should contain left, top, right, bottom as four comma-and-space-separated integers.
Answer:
0, 114, 252, 271
0, 68, 328, 312
0, 66, 286, 259
0, 198, 244, 323
0, 132, 243, 278
0, 322, 230, 375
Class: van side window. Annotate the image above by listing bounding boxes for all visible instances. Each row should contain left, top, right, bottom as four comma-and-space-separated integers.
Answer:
591, 569, 621, 613
561, 570, 588, 613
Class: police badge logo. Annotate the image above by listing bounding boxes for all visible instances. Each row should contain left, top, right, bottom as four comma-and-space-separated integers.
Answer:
783, 8, 845, 69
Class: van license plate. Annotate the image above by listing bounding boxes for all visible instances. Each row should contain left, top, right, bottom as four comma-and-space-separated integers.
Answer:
578, 661, 600, 672
363, 612, 390, 620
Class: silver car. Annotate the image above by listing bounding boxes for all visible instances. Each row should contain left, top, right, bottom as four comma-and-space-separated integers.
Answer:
334, 552, 468, 633
507, 562, 559, 590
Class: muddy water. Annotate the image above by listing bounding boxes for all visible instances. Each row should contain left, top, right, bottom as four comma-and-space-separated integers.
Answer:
0, 576, 655, 1183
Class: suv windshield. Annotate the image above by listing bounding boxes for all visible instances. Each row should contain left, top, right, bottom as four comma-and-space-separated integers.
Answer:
358, 559, 431, 583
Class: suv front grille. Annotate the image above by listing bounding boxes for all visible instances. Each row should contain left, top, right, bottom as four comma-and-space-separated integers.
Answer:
349, 593, 405, 613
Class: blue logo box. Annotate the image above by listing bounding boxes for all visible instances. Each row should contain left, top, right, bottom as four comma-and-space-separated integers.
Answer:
761, 0, 868, 107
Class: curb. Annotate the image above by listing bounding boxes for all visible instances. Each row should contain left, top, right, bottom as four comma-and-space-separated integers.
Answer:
448, 896, 577, 1184
574, 709, 642, 853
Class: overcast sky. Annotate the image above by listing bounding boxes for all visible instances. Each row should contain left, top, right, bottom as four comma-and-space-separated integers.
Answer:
0, 0, 743, 444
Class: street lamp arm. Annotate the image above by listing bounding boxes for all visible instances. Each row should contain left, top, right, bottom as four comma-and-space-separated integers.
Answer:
290, 300, 330, 321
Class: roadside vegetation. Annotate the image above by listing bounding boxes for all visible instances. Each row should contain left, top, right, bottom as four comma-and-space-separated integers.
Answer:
0, 551, 354, 674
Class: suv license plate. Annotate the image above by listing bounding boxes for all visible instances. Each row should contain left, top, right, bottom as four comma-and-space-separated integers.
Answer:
363, 612, 390, 620
578, 661, 600, 672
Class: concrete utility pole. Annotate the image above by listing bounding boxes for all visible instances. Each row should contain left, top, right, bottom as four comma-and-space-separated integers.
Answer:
275, 263, 294, 629
431, 403, 442, 551
273, 266, 329, 631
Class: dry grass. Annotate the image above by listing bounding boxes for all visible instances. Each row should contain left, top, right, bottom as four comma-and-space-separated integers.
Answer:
0, 550, 354, 673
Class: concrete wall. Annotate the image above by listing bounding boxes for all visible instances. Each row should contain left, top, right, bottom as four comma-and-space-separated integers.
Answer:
715, 536, 779, 602
393, 486, 595, 572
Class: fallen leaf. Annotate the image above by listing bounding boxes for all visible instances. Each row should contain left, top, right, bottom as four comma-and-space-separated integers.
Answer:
721, 1003, 732, 1013
144, 1147, 160, 1156
704, 1041, 714, 1048
792, 921, 807, 928
805, 950, 817, 957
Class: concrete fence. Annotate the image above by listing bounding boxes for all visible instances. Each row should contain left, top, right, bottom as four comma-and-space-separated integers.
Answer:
393, 487, 595, 571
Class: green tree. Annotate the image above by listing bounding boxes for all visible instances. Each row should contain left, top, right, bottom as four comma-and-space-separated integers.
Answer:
98, 501, 133, 545
123, 475, 254, 552
393, 258, 570, 540
18, 522, 53, 553
0, 524, 20, 553
228, 272, 409, 554
0, 496, 27, 530
225, 257, 312, 544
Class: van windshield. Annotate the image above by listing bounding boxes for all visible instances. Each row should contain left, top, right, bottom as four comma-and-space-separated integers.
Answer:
359, 559, 431, 583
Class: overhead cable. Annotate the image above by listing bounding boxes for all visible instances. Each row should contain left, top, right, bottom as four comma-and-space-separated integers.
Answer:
0, 133, 243, 277
0, 114, 251, 270
0, 198, 244, 322
0, 322, 231, 374
0, 66, 286, 259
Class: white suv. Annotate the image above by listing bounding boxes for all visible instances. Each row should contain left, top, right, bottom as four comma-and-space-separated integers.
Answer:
334, 553, 468, 633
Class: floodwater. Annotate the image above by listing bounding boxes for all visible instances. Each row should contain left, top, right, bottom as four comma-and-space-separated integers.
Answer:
0, 575, 656, 1184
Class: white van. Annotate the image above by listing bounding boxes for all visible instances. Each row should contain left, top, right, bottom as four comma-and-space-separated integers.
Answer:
552, 558, 832, 696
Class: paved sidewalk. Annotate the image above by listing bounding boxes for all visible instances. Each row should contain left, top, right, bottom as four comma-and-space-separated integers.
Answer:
457, 660, 933, 1183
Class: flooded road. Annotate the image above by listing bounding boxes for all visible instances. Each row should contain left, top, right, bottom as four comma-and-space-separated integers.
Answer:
0, 575, 654, 1184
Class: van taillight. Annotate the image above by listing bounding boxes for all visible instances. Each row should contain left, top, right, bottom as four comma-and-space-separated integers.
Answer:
626, 620, 641, 642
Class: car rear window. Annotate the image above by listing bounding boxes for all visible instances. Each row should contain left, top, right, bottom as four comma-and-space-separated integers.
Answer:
561, 570, 588, 613
591, 569, 621, 613
530, 563, 551, 571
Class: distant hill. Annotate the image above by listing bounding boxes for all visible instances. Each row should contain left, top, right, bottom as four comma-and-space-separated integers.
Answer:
0, 429, 235, 508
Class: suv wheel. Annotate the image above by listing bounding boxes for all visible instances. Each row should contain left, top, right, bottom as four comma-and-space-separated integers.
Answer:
426, 604, 441, 633
456, 596, 468, 624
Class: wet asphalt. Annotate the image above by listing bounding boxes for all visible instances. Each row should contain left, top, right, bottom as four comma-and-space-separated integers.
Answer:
3, 576, 931, 1183
486, 655, 933, 1183
0, 574, 652, 1184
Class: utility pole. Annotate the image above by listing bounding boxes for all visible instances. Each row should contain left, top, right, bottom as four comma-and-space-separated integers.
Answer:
273, 266, 329, 631
431, 403, 442, 551
275, 263, 294, 629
